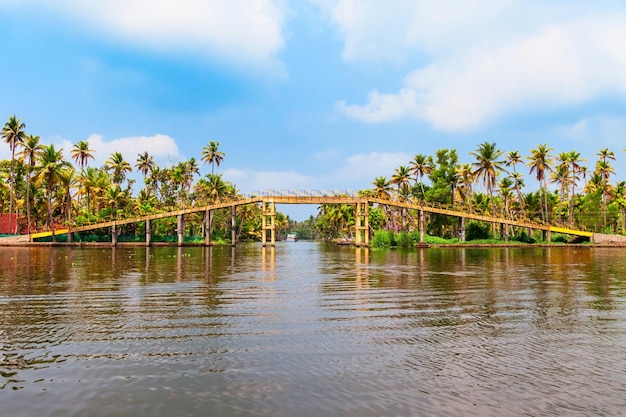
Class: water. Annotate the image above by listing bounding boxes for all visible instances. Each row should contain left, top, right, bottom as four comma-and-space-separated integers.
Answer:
1, 243, 625, 417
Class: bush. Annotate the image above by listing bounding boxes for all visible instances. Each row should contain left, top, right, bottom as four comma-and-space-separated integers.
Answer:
397, 231, 413, 248
512, 230, 535, 244
466, 221, 490, 241
371, 230, 392, 248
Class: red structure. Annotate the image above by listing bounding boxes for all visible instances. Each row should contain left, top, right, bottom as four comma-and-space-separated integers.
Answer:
0, 213, 18, 234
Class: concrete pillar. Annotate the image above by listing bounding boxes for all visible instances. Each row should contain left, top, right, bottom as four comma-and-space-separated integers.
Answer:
177, 214, 184, 247
355, 201, 370, 247
419, 209, 425, 243
459, 217, 466, 242
231, 205, 237, 247
262, 200, 276, 247
111, 223, 117, 246
205, 209, 212, 246
145, 219, 151, 247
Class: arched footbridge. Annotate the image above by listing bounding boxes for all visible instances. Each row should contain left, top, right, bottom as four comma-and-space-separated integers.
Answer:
29, 190, 597, 246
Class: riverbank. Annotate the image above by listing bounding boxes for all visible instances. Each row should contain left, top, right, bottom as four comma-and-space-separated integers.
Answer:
1, 237, 625, 248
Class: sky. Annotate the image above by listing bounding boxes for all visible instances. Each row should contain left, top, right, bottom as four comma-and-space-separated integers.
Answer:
1, 0, 626, 220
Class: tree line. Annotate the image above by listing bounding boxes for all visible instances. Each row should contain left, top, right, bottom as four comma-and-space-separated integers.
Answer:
0, 115, 298, 241
2, 114, 625, 242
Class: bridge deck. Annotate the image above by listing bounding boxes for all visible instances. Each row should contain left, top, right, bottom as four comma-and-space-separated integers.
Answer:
28, 193, 594, 240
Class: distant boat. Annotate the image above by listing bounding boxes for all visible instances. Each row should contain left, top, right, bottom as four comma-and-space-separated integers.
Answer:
286, 233, 298, 242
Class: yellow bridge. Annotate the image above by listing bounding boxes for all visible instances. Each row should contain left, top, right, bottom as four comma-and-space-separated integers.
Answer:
29, 190, 595, 246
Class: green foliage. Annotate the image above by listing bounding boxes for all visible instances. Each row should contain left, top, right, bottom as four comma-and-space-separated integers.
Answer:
465, 221, 491, 241
396, 231, 413, 248
371, 230, 392, 248
511, 230, 535, 244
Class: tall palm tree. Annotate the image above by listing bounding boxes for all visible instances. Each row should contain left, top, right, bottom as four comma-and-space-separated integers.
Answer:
409, 154, 432, 197
564, 151, 585, 226
201, 141, 225, 175
550, 159, 570, 223
595, 159, 615, 230
391, 165, 412, 201
2, 115, 27, 232
454, 163, 475, 212
104, 151, 132, 186
470, 142, 507, 215
135, 151, 155, 180
18, 134, 44, 233
33, 145, 70, 242
371, 176, 392, 199
527, 144, 554, 222
71, 140, 95, 173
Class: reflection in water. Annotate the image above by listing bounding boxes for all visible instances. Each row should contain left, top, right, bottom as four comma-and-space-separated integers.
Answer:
1, 244, 625, 417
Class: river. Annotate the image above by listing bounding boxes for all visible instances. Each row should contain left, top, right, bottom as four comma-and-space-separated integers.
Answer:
1, 243, 625, 417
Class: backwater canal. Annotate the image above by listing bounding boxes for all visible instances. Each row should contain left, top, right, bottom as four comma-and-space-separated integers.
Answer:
1, 243, 625, 417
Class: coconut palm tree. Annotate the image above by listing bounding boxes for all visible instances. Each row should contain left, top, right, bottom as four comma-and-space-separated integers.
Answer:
409, 154, 432, 197
455, 163, 475, 212
371, 176, 392, 199
135, 151, 155, 180
2, 115, 27, 232
33, 145, 70, 242
18, 134, 44, 233
201, 141, 225, 175
527, 144, 554, 222
391, 165, 412, 200
104, 151, 132, 186
470, 142, 507, 216
71, 140, 95, 173
563, 151, 585, 226
595, 159, 615, 230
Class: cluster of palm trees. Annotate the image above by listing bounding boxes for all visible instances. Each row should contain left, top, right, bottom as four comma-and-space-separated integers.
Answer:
1, 115, 241, 236
370, 142, 625, 234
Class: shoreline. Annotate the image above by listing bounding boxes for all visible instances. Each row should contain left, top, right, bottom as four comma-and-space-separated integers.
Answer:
1, 238, 625, 248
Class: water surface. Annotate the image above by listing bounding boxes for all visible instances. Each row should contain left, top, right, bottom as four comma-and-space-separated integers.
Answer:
1, 244, 625, 416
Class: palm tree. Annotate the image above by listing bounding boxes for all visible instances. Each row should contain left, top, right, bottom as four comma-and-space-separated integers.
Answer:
595, 159, 615, 230
563, 151, 585, 226
135, 151, 155, 180
71, 140, 95, 173
391, 165, 412, 200
104, 151, 132, 186
454, 163, 475, 212
59, 167, 77, 224
372, 176, 392, 199
18, 134, 44, 233
550, 159, 570, 223
409, 154, 432, 197
201, 141, 225, 175
2, 115, 27, 232
33, 145, 70, 241
470, 142, 507, 215
527, 144, 553, 222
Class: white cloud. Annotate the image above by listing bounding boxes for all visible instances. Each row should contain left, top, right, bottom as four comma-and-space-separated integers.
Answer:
225, 151, 410, 194
56, 133, 183, 168
3, 0, 288, 67
223, 168, 315, 193
337, 17, 626, 130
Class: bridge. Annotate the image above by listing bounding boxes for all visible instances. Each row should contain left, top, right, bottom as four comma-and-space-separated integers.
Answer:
28, 190, 596, 246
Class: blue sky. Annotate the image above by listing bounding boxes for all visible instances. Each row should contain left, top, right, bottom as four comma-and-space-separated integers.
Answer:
1, 1, 626, 220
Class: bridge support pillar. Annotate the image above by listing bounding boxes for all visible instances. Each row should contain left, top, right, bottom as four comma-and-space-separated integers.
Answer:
177, 214, 184, 247
231, 205, 237, 247
543, 229, 551, 242
67, 231, 73, 243
503, 223, 509, 242
111, 223, 117, 247
145, 219, 151, 247
262, 200, 276, 247
355, 201, 369, 247
459, 217, 466, 242
205, 209, 212, 246
419, 209, 425, 243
